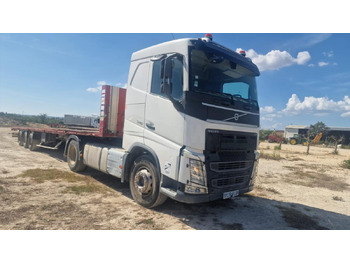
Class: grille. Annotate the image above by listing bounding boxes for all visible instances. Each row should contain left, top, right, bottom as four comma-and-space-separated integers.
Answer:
210, 161, 252, 172
212, 176, 247, 188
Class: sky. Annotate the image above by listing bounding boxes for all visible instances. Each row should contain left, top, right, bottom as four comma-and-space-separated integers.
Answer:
1, 33, 350, 130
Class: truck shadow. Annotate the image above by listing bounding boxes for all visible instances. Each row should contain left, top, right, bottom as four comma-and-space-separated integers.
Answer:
80, 168, 350, 230
35, 146, 66, 162
154, 196, 350, 230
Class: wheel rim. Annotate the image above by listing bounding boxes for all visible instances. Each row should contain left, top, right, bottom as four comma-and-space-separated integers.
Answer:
134, 168, 153, 196
68, 145, 77, 166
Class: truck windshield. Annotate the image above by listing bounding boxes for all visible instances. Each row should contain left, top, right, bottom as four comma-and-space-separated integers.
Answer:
190, 49, 258, 104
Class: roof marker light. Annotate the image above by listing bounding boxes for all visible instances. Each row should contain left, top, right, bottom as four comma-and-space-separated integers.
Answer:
204, 33, 213, 40
202, 34, 213, 42
239, 50, 246, 57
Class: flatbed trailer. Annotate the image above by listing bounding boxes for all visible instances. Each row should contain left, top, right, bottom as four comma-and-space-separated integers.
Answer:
12, 85, 126, 168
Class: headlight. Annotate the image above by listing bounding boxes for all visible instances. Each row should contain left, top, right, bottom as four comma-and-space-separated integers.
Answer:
185, 159, 208, 194
189, 159, 206, 186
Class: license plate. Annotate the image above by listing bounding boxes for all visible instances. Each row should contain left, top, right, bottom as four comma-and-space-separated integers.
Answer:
223, 190, 239, 199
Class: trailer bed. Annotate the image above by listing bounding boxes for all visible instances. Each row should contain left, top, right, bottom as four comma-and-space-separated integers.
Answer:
11, 126, 119, 138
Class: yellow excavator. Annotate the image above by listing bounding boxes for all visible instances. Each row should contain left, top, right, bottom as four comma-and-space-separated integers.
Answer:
289, 132, 322, 145
311, 132, 323, 145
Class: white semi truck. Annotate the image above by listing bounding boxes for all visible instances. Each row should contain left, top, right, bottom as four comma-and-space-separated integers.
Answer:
14, 34, 261, 208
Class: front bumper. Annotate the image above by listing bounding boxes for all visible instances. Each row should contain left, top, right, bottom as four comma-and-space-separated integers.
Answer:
169, 185, 253, 204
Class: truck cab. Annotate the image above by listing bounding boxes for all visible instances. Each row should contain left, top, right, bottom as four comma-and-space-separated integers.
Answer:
122, 35, 260, 207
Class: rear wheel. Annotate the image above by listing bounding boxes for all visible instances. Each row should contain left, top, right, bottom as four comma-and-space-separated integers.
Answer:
129, 155, 167, 208
23, 131, 30, 148
18, 131, 24, 146
67, 140, 87, 172
28, 132, 40, 151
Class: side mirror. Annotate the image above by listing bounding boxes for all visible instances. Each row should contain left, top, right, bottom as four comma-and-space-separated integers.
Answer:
161, 55, 175, 96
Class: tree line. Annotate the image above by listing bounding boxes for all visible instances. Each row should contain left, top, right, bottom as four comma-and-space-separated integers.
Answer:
0, 112, 63, 125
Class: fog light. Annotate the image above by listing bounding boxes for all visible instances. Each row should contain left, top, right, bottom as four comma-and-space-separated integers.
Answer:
185, 185, 208, 194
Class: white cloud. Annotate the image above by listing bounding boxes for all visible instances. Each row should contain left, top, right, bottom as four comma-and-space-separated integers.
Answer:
260, 106, 275, 113
116, 82, 128, 89
97, 81, 107, 86
308, 63, 315, 67
86, 80, 106, 93
341, 112, 350, 117
282, 94, 350, 116
322, 51, 334, 57
237, 48, 311, 71
318, 61, 329, 67
86, 87, 101, 93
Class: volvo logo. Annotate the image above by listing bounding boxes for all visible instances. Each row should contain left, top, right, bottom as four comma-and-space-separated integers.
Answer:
224, 113, 247, 122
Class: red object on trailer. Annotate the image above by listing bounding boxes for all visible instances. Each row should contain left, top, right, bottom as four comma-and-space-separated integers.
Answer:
12, 85, 126, 139
99, 85, 126, 137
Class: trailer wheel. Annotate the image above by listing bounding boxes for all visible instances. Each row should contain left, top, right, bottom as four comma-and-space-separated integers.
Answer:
28, 132, 40, 151
67, 140, 87, 172
18, 131, 24, 146
129, 155, 167, 208
23, 131, 30, 148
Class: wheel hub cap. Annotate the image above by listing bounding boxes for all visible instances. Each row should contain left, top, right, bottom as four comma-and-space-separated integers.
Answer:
134, 169, 152, 194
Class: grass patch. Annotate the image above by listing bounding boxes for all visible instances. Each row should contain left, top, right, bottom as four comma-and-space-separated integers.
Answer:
274, 145, 281, 150
136, 218, 154, 225
283, 166, 349, 191
0, 185, 4, 193
287, 157, 304, 162
20, 168, 87, 183
332, 196, 344, 202
277, 206, 328, 230
260, 151, 283, 160
341, 159, 350, 169
62, 183, 110, 195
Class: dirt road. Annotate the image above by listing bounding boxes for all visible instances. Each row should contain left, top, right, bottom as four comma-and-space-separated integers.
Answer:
1, 127, 349, 229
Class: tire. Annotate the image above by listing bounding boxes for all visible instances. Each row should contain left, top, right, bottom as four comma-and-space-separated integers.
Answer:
23, 131, 30, 148
18, 131, 24, 146
290, 138, 297, 145
129, 155, 167, 208
28, 132, 40, 151
67, 140, 87, 172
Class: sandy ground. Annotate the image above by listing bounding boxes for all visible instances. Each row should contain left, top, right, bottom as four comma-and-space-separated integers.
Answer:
0, 127, 349, 230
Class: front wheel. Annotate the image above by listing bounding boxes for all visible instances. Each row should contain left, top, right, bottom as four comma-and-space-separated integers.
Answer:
129, 155, 167, 208
67, 140, 87, 172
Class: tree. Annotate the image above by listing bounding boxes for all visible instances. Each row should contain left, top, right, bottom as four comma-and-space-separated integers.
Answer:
329, 135, 345, 154
259, 129, 273, 141
39, 113, 48, 124
306, 121, 328, 155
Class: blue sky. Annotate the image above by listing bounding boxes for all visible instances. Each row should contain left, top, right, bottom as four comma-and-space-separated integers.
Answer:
1, 33, 350, 129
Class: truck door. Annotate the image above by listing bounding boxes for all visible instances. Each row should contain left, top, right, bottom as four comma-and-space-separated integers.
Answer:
144, 55, 185, 179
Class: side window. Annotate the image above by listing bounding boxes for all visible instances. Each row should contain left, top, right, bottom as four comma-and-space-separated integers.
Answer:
131, 62, 149, 91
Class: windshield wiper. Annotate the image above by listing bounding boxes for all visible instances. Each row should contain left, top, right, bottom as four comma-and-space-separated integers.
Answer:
195, 90, 233, 102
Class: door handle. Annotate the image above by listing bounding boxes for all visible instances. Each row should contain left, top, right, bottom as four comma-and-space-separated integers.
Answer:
146, 121, 155, 131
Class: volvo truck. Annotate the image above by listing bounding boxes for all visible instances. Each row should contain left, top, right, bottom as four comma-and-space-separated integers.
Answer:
13, 34, 261, 208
